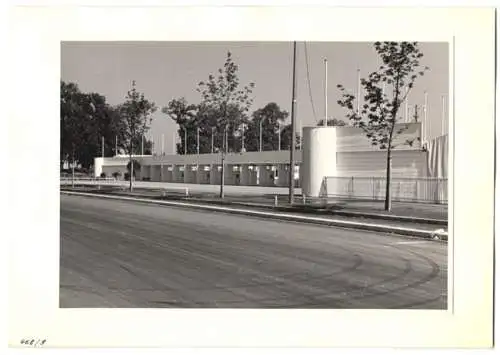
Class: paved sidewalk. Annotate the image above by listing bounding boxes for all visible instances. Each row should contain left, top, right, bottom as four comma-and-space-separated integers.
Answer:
63, 183, 447, 223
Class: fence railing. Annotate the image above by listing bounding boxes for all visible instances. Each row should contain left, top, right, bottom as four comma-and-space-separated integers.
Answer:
322, 176, 448, 204
60, 177, 117, 185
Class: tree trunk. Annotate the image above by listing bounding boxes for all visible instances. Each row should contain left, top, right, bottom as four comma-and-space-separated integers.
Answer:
220, 126, 226, 199
72, 148, 75, 188
384, 148, 392, 211
129, 144, 133, 192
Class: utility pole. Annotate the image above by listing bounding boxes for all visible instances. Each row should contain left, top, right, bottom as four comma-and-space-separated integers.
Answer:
289, 41, 298, 204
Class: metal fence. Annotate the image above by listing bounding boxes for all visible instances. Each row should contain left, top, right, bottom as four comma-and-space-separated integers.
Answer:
322, 176, 448, 204
60, 177, 117, 185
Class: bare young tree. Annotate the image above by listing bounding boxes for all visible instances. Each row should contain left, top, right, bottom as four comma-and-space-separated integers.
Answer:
120, 80, 157, 191
337, 42, 428, 211
197, 52, 254, 198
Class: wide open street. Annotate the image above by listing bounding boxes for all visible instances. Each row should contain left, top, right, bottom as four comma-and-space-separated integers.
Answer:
60, 194, 447, 309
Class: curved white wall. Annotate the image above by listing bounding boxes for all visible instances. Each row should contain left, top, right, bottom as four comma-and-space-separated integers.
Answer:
94, 157, 104, 177
301, 127, 337, 197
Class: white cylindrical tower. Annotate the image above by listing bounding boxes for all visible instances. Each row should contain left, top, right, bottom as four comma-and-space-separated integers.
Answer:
301, 126, 337, 197
94, 157, 104, 177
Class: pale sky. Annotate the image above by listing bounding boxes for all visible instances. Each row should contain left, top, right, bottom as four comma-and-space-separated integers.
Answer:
61, 41, 449, 154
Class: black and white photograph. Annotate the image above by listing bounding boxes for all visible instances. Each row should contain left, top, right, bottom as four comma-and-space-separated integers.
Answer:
60, 41, 449, 309
7, 5, 495, 350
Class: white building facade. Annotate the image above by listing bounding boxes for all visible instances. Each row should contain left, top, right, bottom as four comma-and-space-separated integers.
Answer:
94, 123, 448, 203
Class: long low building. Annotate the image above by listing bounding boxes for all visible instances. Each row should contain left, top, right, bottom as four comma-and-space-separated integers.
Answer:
94, 123, 448, 203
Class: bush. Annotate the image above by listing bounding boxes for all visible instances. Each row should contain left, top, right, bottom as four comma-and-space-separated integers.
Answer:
124, 172, 130, 181
100, 172, 106, 178
112, 172, 120, 179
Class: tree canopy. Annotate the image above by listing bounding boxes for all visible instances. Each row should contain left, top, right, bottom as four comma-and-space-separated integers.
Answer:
60, 80, 154, 171
336, 41, 428, 210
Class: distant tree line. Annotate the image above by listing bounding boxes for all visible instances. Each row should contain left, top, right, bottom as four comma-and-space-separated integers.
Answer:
60, 81, 153, 171
61, 52, 350, 173
62, 42, 427, 202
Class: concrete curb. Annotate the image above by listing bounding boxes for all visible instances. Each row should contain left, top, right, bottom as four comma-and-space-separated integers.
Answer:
62, 182, 447, 225
61, 190, 448, 241
183, 198, 448, 226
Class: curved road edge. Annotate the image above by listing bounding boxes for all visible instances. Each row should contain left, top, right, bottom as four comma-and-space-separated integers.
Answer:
60, 190, 448, 241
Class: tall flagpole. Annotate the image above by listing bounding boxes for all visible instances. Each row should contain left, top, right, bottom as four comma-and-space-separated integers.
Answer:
115, 136, 118, 156
404, 87, 409, 122
141, 134, 144, 155
423, 91, 428, 142
441, 95, 446, 136
356, 68, 361, 114
172, 131, 175, 154
161, 134, 164, 155
289, 41, 298, 204
101, 136, 104, 158
324, 58, 328, 126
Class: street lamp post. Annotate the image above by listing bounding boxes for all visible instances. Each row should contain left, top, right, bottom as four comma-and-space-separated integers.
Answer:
183, 126, 187, 155
71, 146, 75, 188
278, 121, 281, 151
259, 119, 263, 152
211, 127, 215, 154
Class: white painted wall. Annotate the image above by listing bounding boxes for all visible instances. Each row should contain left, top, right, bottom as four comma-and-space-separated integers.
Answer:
336, 150, 428, 178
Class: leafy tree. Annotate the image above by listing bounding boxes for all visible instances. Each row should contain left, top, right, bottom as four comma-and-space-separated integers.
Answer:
162, 97, 197, 154
281, 124, 302, 151
196, 51, 255, 198
60, 82, 100, 170
244, 102, 289, 152
120, 80, 157, 191
60, 81, 82, 170
337, 41, 428, 211
316, 118, 347, 127
61, 81, 127, 170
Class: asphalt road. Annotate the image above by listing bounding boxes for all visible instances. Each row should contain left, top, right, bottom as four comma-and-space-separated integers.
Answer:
60, 194, 448, 309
